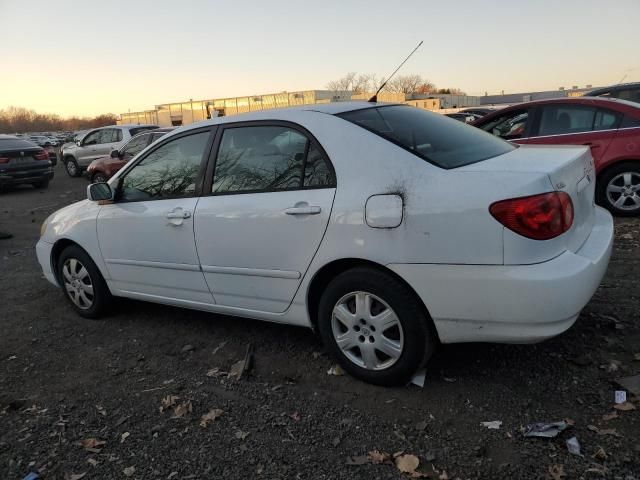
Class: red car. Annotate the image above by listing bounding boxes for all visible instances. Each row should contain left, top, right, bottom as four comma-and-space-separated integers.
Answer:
473, 97, 640, 216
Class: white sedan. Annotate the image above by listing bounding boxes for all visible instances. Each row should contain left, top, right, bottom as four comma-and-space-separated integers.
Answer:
37, 102, 614, 385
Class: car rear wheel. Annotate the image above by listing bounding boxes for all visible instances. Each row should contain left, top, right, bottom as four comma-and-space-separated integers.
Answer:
598, 163, 640, 216
57, 245, 112, 318
92, 172, 107, 183
64, 157, 80, 177
317, 267, 436, 386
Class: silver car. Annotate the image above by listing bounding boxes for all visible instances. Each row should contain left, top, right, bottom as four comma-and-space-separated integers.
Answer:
61, 124, 158, 177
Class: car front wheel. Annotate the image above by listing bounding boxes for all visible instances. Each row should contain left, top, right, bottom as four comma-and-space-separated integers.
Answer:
317, 267, 436, 386
57, 245, 112, 318
92, 172, 108, 183
598, 163, 640, 216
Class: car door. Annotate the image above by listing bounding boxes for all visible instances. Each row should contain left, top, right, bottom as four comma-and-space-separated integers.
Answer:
96, 128, 215, 304
194, 122, 336, 313
98, 128, 123, 157
524, 104, 619, 167
77, 129, 111, 165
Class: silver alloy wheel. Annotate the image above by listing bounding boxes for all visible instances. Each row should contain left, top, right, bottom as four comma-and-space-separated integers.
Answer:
93, 173, 107, 183
66, 160, 77, 176
62, 258, 94, 309
331, 291, 404, 371
606, 172, 640, 211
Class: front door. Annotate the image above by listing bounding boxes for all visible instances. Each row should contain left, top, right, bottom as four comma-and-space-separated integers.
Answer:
194, 123, 336, 313
97, 129, 215, 304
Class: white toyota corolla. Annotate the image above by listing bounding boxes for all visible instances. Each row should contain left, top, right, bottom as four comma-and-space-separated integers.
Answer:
37, 102, 614, 385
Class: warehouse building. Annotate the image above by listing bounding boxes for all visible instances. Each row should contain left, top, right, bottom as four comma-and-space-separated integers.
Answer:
118, 89, 352, 127
480, 85, 598, 105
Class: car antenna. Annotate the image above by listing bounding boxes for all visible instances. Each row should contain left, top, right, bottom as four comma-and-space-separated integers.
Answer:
368, 40, 424, 103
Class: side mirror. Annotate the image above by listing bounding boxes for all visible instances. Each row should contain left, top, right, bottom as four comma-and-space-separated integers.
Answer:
110, 149, 119, 158
87, 182, 113, 202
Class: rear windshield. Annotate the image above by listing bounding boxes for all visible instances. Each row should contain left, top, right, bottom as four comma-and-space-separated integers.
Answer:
130, 126, 159, 137
0, 138, 39, 150
338, 105, 514, 169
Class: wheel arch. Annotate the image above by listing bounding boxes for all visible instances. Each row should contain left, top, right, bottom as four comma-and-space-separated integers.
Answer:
306, 257, 440, 342
50, 238, 108, 287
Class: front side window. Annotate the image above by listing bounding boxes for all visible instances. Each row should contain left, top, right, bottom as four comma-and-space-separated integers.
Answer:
119, 131, 210, 202
538, 105, 596, 136
478, 110, 529, 140
82, 130, 101, 146
212, 125, 334, 193
120, 134, 150, 160
340, 105, 515, 168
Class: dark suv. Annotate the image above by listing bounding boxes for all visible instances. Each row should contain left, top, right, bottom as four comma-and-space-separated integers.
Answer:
0, 135, 54, 190
585, 82, 640, 104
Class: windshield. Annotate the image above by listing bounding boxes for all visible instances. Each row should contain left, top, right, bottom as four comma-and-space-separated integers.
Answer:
338, 105, 515, 169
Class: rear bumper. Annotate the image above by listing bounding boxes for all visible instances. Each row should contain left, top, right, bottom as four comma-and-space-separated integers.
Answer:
388, 207, 614, 344
36, 239, 59, 287
0, 168, 54, 186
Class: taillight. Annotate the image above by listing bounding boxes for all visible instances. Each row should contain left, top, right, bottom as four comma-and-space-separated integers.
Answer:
0, 157, 9, 164
489, 192, 574, 240
34, 150, 49, 160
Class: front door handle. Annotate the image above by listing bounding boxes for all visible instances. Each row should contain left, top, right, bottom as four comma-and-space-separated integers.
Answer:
166, 207, 191, 226
167, 210, 192, 219
285, 205, 321, 215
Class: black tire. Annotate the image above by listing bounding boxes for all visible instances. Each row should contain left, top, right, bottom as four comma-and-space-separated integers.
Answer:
57, 244, 112, 319
597, 162, 640, 217
64, 157, 80, 177
33, 179, 49, 189
317, 267, 436, 386
92, 172, 108, 183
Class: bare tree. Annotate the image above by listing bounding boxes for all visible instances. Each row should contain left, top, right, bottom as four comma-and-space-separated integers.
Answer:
326, 72, 378, 94
0, 106, 117, 133
385, 74, 434, 94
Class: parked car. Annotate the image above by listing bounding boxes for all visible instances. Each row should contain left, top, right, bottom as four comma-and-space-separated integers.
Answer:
61, 124, 158, 177
0, 135, 54, 190
85, 128, 174, 183
472, 97, 640, 216
585, 82, 640, 104
37, 103, 613, 386
29, 135, 54, 147
445, 112, 481, 123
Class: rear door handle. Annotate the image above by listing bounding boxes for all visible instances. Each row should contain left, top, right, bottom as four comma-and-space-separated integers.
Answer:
284, 205, 321, 215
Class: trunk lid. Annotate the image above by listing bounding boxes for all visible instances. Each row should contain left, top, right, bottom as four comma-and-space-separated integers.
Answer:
459, 144, 596, 263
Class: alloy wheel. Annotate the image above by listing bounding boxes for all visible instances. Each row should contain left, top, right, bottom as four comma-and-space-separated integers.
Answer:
66, 160, 77, 176
93, 173, 107, 183
62, 258, 94, 309
606, 172, 640, 212
331, 291, 404, 371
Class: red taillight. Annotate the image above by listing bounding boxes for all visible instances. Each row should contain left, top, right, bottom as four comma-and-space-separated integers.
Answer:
34, 150, 49, 160
0, 157, 9, 164
490, 192, 574, 240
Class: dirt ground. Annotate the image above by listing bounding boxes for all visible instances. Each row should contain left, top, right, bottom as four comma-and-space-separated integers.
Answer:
1, 162, 639, 480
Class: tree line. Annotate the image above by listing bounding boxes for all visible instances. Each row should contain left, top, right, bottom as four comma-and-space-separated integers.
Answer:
326, 72, 465, 95
0, 106, 118, 134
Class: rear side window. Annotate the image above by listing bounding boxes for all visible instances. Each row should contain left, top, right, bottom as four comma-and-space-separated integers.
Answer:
212, 125, 335, 194
593, 109, 622, 131
339, 106, 514, 169
620, 115, 640, 128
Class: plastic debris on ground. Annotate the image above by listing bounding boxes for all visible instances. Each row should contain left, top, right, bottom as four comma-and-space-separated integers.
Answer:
480, 420, 502, 430
566, 436, 582, 456
614, 390, 627, 404
22, 474, 39, 480
327, 364, 344, 376
523, 421, 568, 438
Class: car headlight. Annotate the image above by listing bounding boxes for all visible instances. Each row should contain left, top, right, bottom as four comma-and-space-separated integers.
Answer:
40, 217, 49, 237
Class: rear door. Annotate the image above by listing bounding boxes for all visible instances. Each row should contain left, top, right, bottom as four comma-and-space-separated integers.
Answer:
194, 122, 336, 313
524, 104, 620, 168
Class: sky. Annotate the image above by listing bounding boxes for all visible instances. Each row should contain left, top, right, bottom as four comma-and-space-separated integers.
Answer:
1, 0, 639, 117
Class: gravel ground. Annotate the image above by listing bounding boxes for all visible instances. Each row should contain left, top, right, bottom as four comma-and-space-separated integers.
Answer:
1, 163, 639, 479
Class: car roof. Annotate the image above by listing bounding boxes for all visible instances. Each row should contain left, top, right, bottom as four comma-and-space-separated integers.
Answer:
585, 82, 640, 96
478, 96, 640, 119
179, 101, 397, 131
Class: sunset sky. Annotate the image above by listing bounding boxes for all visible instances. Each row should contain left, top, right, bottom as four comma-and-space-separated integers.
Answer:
1, 0, 638, 118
